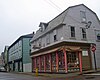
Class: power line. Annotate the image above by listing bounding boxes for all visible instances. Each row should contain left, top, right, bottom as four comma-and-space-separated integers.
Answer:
43, 0, 62, 12
48, 0, 62, 11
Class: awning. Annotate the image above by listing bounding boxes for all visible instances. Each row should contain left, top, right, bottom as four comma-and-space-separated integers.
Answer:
65, 46, 82, 51
31, 46, 82, 57
30, 47, 59, 57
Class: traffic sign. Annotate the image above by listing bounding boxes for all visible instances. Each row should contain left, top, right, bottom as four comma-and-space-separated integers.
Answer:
91, 44, 96, 52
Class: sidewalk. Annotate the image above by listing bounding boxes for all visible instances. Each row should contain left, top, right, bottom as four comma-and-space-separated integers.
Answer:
82, 69, 100, 76
10, 69, 100, 78
11, 71, 81, 78
17, 72, 80, 78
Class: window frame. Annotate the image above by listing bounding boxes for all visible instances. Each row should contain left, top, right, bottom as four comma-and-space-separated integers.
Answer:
95, 30, 100, 41
46, 33, 50, 44
70, 26, 75, 38
81, 28, 87, 39
53, 29, 57, 41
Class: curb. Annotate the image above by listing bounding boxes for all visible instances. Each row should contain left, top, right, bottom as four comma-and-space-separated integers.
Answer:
9, 72, 80, 78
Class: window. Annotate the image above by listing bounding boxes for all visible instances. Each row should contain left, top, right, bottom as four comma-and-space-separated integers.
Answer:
38, 38, 41, 47
53, 30, 57, 41
97, 34, 100, 40
96, 30, 100, 40
54, 35, 57, 41
80, 11, 86, 22
46, 33, 50, 44
82, 28, 86, 39
70, 26, 75, 38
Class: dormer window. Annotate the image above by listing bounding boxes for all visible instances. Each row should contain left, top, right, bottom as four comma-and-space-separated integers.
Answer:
39, 22, 48, 32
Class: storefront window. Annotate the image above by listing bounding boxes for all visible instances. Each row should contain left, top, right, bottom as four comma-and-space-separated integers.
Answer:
45, 54, 50, 70
36, 57, 39, 69
67, 52, 79, 72
40, 56, 44, 70
51, 53, 56, 71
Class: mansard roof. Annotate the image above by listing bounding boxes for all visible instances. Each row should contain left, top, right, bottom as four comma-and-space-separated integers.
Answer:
32, 4, 100, 41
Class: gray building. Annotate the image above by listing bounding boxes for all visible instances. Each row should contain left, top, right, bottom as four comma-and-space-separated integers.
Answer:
30, 4, 100, 73
8, 33, 33, 72
0, 52, 4, 69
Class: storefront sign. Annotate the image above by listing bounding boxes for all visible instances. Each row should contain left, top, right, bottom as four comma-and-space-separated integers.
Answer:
82, 50, 88, 56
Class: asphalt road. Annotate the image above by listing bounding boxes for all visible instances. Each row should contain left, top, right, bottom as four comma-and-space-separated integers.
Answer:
0, 72, 100, 80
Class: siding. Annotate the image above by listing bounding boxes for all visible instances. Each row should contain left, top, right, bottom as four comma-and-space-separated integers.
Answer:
22, 38, 31, 64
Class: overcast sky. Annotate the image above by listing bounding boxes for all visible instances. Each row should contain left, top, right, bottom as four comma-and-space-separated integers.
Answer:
0, 0, 100, 54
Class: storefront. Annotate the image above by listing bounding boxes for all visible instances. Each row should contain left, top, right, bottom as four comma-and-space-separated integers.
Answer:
31, 42, 92, 73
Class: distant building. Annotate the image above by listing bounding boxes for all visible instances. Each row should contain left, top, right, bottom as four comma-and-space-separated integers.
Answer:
30, 4, 100, 73
0, 54, 4, 68
3, 46, 9, 71
8, 33, 33, 72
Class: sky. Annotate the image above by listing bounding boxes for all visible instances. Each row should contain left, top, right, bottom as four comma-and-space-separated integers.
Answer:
0, 0, 100, 54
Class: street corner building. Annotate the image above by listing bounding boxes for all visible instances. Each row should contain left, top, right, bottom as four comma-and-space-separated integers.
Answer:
8, 33, 34, 72
30, 4, 100, 73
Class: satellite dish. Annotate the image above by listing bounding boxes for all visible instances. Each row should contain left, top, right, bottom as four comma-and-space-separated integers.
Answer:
85, 21, 92, 29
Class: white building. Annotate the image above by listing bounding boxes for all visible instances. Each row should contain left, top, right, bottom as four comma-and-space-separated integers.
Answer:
30, 4, 100, 73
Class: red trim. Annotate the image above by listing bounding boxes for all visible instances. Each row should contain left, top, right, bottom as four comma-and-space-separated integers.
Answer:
56, 51, 59, 72
79, 51, 82, 73
63, 48, 68, 73
44, 55, 46, 72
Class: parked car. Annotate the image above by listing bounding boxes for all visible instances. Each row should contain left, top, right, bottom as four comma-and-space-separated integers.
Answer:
0, 67, 6, 72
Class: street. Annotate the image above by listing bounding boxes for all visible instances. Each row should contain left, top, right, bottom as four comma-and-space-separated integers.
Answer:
0, 72, 100, 80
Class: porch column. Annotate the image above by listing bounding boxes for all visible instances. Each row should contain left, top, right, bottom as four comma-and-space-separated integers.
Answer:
79, 51, 82, 73
39, 56, 41, 71
56, 51, 59, 72
44, 55, 46, 72
63, 47, 68, 73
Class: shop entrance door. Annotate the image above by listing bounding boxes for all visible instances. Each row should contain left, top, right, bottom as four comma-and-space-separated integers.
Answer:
67, 52, 80, 72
